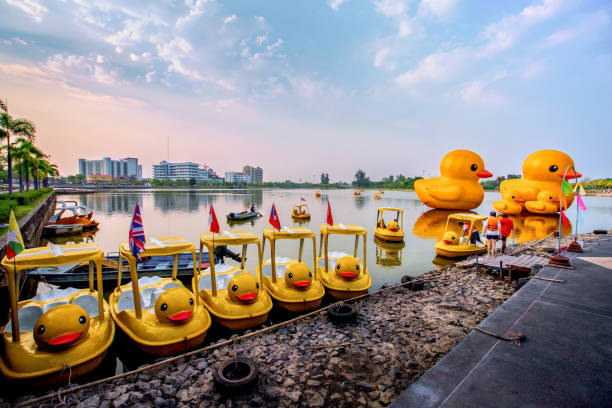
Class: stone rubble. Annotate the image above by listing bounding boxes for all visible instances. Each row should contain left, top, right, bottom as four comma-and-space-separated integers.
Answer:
6, 232, 606, 408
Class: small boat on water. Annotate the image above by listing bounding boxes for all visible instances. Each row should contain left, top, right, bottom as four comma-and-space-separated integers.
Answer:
315, 191, 321, 198
46, 201, 99, 230
43, 223, 83, 237
109, 237, 211, 357
374, 207, 405, 242
226, 209, 260, 221
0, 244, 115, 387
317, 224, 372, 300
194, 230, 272, 330
435, 213, 487, 258
259, 227, 325, 313
291, 203, 311, 220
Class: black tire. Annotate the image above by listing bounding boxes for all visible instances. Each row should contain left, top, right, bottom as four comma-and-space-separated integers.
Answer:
593, 229, 608, 235
328, 303, 358, 324
214, 357, 258, 393
400, 276, 424, 291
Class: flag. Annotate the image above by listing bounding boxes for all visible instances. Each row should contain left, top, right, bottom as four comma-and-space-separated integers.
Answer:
208, 204, 220, 234
562, 179, 572, 196
129, 203, 146, 260
576, 194, 587, 211
577, 184, 586, 196
300, 197, 306, 202
326, 201, 334, 226
560, 210, 570, 227
269, 203, 281, 231
6, 210, 24, 259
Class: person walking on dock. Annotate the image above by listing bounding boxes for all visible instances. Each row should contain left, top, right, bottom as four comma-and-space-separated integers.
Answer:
485, 211, 501, 256
499, 214, 514, 253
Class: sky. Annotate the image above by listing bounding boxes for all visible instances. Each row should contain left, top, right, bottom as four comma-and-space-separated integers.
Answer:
0, 0, 611, 182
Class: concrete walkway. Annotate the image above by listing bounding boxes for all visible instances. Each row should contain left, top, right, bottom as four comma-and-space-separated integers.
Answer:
391, 237, 612, 408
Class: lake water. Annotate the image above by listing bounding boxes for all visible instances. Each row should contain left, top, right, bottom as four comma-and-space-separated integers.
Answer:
53, 189, 612, 290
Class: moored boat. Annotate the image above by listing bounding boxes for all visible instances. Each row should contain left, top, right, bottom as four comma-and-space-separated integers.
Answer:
291, 203, 311, 220
434, 213, 488, 258
46, 201, 99, 230
226, 209, 260, 221
43, 223, 83, 237
374, 207, 405, 242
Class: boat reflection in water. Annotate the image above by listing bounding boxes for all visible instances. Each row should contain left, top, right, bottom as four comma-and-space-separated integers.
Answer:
432, 255, 458, 269
412, 209, 481, 241
374, 237, 404, 268
509, 214, 572, 243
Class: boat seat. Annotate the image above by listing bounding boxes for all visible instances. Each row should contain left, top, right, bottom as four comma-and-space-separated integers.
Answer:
262, 264, 288, 278
4, 306, 44, 333
32, 287, 80, 302
198, 270, 249, 291
72, 294, 100, 318
116, 277, 181, 312
117, 291, 145, 313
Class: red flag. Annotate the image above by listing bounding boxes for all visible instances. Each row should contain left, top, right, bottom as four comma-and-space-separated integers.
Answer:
269, 203, 281, 231
326, 201, 334, 226
209, 204, 220, 233
560, 210, 570, 227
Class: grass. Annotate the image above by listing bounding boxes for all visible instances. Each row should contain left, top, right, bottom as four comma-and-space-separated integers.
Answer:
0, 188, 53, 235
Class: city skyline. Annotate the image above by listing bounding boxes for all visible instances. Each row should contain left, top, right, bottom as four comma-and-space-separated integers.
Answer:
1, 0, 611, 181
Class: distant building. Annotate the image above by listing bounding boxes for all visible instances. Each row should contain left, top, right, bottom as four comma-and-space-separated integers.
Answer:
87, 174, 112, 184
243, 165, 263, 183
78, 157, 141, 180
224, 172, 251, 183
153, 161, 221, 182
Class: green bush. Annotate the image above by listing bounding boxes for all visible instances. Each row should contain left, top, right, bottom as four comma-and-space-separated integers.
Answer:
0, 199, 18, 222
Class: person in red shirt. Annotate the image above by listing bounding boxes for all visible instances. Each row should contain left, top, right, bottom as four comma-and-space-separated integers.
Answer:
499, 214, 514, 253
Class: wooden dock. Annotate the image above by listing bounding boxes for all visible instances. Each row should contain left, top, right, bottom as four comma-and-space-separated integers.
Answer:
457, 254, 549, 272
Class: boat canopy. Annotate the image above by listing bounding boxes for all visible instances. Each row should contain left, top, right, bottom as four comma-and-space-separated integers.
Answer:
319, 224, 367, 237
293, 204, 310, 210
447, 213, 488, 222
200, 231, 259, 248
1, 243, 106, 342
261, 227, 317, 283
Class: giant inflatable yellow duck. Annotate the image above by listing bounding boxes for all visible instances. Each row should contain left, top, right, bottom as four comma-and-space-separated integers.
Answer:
415, 150, 492, 210
524, 190, 560, 215
492, 188, 526, 215
496, 150, 580, 215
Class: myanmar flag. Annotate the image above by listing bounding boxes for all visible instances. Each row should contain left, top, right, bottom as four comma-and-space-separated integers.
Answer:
6, 210, 24, 259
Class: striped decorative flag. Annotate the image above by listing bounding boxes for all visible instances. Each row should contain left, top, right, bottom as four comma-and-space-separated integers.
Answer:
129, 203, 146, 260
576, 194, 587, 211
6, 210, 24, 259
562, 179, 572, 196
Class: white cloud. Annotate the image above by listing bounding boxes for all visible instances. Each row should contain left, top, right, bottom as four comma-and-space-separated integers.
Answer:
0, 63, 51, 83
105, 19, 148, 47
542, 11, 610, 48
156, 36, 203, 80
328, 0, 346, 11
224, 14, 237, 24
374, 0, 408, 17
145, 71, 155, 83
522, 60, 547, 80
254, 16, 266, 24
115, 46, 123, 54
266, 39, 283, 51
418, 0, 458, 18
58, 82, 145, 107
5, 0, 47, 22
373, 47, 396, 70
129, 52, 151, 62
256, 35, 267, 46
459, 80, 506, 105
397, 17, 416, 37
11, 37, 28, 46
45, 54, 88, 73
93, 65, 116, 85
395, 48, 467, 88
177, 0, 210, 27
2, 40, 11, 46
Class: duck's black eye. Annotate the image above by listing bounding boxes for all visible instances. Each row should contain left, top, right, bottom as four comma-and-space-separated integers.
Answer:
356, 264, 360, 270
160, 303, 168, 311
308, 272, 312, 277
549, 165, 558, 172
232, 285, 238, 291
256, 282, 259, 289
37, 325, 45, 335
511, 195, 516, 199
288, 273, 293, 278
471, 164, 478, 171
189, 298, 194, 305
79, 316, 86, 324
336, 264, 341, 269
549, 196, 553, 200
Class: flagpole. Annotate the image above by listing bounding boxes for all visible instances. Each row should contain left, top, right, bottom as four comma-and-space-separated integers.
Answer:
558, 165, 574, 254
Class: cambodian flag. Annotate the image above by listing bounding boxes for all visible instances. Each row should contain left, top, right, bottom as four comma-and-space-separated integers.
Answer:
129, 203, 146, 260
300, 197, 306, 202
269, 203, 281, 231
209, 204, 220, 234
327, 201, 334, 226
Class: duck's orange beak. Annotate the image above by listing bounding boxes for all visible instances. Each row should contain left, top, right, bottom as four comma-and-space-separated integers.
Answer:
552, 199, 560, 203
443, 239, 452, 244
477, 170, 493, 178
514, 198, 525, 203
293, 281, 311, 288
559, 169, 582, 179
168, 311, 192, 322
47, 332, 82, 346
340, 272, 357, 279
237, 293, 257, 301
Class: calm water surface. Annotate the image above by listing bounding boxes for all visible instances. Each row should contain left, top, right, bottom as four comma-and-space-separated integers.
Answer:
53, 189, 612, 290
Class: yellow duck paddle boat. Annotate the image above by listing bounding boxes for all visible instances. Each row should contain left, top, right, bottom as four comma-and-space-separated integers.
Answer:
291, 204, 311, 220
109, 237, 211, 357
259, 227, 325, 313
315, 191, 321, 198
373, 194, 382, 200
374, 207, 405, 242
353, 191, 361, 196
194, 231, 272, 330
317, 224, 372, 300
0, 243, 115, 387
435, 214, 488, 258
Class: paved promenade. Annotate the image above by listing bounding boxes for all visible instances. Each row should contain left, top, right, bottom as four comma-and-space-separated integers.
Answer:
391, 236, 612, 408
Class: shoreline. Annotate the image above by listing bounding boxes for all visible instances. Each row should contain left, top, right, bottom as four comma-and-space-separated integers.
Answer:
6, 232, 601, 407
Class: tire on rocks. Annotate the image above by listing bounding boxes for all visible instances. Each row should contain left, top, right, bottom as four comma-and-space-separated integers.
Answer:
593, 229, 608, 235
214, 356, 258, 393
400, 275, 424, 291
328, 303, 358, 324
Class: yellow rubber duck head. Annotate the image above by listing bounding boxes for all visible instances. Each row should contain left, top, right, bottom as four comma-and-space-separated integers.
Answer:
522, 150, 581, 182
154, 287, 195, 324
440, 150, 492, 181
284, 262, 313, 289
502, 188, 526, 204
34, 304, 90, 349
335, 256, 361, 280
536, 190, 560, 204
228, 272, 259, 303
387, 220, 400, 231
442, 231, 459, 245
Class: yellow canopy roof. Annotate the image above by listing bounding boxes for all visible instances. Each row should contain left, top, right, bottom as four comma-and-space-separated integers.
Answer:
263, 227, 315, 241
447, 213, 488, 222
320, 224, 367, 237
293, 204, 309, 209
378, 207, 404, 213
1, 243, 104, 274
200, 230, 260, 247
119, 237, 195, 260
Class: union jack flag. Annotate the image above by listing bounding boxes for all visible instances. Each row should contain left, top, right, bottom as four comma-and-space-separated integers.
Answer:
129, 203, 146, 260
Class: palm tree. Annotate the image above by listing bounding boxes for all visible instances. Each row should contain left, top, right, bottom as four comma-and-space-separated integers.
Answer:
39, 160, 59, 187
0, 99, 36, 194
